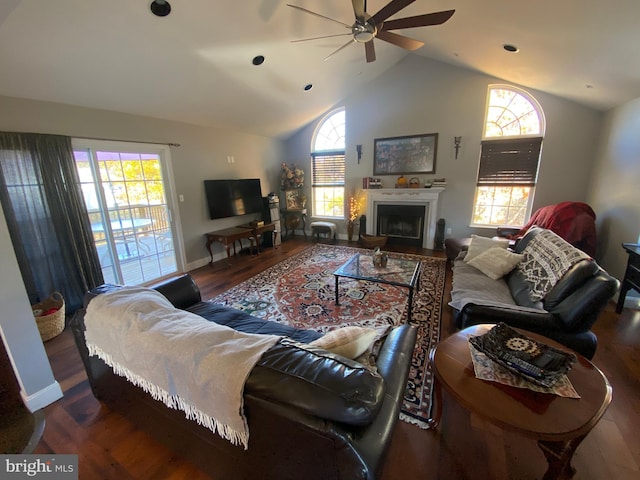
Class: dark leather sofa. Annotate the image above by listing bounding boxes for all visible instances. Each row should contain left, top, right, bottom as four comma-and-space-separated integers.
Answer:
451, 228, 619, 359
71, 274, 417, 480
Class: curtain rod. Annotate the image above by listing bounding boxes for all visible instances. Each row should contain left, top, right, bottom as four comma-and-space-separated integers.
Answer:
75, 136, 180, 147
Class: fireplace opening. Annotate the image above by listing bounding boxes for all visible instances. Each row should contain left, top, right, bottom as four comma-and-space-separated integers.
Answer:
377, 204, 425, 247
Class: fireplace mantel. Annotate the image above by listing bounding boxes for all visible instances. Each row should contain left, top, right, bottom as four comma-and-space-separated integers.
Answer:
365, 188, 444, 249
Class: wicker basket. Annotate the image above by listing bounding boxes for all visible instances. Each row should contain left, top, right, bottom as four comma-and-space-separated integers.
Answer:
32, 292, 65, 342
360, 234, 389, 249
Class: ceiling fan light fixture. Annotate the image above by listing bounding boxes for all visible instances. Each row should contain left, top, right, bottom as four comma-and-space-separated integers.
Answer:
352, 22, 377, 43
150, 0, 171, 17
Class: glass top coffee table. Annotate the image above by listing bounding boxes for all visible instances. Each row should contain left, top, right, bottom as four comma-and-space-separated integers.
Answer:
333, 253, 422, 322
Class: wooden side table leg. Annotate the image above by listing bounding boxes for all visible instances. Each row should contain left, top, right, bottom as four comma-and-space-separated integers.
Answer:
225, 242, 232, 265
301, 212, 307, 239
206, 237, 214, 265
538, 435, 586, 480
616, 283, 630, 313
427, 353, 443, 428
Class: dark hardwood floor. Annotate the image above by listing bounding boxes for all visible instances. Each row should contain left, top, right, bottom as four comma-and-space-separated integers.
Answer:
35, 238, 640, 479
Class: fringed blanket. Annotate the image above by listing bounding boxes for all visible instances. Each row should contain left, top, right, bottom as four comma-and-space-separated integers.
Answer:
517, 229, 590, 302
84, 286, 281, 449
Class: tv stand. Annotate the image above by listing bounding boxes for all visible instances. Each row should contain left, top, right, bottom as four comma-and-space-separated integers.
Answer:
205, 227, 257, 265
205, 223, 278, 265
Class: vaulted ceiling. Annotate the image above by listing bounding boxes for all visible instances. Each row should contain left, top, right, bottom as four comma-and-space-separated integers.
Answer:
1, 1, 639, 139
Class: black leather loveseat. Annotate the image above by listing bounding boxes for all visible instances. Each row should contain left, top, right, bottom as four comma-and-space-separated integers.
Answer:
71, 274, 417, 480
450, 227, 619, 359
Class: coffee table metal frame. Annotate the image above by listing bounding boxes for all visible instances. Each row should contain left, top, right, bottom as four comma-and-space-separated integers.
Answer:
429, 324, 612, 480
333, 253, 421, 322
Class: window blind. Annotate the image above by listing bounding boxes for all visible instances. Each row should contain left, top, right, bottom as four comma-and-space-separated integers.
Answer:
478, 137, 543, 185
311, 150, 345, 186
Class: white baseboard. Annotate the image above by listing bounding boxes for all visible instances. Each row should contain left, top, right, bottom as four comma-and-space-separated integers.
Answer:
21, 381, 63, 412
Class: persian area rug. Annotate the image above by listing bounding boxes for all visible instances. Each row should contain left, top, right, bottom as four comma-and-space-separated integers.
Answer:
210, 244, 447, 428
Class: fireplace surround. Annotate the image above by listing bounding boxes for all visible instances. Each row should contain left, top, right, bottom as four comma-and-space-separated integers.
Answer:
365, 188, 444, 249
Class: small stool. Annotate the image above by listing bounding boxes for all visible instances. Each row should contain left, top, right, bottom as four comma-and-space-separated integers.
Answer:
310, 221, 337, 243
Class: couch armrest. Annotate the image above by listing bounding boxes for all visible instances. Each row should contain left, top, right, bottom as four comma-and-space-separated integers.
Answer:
457, 303, 560, 332
350, 323, 417, 479
550, 271, 619, 332
150, 274, 202, 310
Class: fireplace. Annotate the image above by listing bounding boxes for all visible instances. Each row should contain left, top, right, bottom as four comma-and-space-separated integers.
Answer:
377, 204, 425, 247
365, 188, 444, 249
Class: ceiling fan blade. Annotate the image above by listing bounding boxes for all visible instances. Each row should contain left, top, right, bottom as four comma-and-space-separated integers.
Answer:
371, 0, 415, 26
286, 4, 351, 29
365, 40, 376, 63
291, 33, 352, 43
376, 30, 424, 51
381, 10, 455, 30
324, 39, 355, 61
352, 0, 366, 23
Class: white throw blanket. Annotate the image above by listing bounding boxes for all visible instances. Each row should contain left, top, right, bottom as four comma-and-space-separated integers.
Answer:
84, 286, 281, 449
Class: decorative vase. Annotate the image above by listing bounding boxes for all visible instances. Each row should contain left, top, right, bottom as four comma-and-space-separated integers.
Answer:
347, 220, 354, 242
372, 247, 388, 268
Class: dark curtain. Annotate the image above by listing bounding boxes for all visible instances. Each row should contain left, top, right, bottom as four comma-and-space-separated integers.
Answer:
0, 132, 104, 312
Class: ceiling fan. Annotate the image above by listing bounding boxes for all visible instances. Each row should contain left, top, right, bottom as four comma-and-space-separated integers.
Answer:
287, 0, 455, 63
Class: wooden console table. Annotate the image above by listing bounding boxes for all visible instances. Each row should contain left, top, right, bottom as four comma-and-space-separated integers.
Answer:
205, 227, 257, 265
205, 223, 279, 265
616, 243, 640, 313
238, 222, 278, 254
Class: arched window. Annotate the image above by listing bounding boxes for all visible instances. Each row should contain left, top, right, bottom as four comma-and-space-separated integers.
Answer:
471, 86, 545, 227
311, 108, 345, 218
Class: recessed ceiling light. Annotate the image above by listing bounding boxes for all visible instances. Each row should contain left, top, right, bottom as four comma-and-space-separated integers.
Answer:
252, 55, 265, 66
150, 0, 171, 17
304, 84, 313, 91
503, 44, 519, 53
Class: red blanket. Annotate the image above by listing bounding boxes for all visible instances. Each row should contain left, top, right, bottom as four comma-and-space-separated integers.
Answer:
512, 202, 596, 256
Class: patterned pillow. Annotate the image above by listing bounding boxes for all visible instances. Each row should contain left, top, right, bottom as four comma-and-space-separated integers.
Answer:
310, 326, 378, 359
467, 247, 524, 280
463, 235, 511, 263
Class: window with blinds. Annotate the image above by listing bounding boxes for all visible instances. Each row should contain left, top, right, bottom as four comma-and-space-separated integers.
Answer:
312, 151, 345, 187
471, 85, 545, 227
478, 137, 542, 186
311, 108, 346, 218
311, 151, 345, 217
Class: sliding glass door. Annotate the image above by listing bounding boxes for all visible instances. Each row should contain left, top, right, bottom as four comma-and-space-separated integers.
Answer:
73, 140, 182, 285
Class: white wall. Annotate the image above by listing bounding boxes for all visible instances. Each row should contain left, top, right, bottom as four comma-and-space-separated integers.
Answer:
0, 95, 285, 268
588, 97, 640, 298
287, 55, 604, 241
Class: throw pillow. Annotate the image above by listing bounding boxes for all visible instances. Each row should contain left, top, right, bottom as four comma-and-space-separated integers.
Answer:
310, 326, 378, 359
463, 234, 510, 263
467, 247, 524, 280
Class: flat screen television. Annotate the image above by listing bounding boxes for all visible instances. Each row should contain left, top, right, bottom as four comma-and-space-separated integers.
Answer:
204, 179, 264, 220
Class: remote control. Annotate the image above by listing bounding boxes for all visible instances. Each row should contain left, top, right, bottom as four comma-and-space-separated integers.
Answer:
497, 350, 544, 378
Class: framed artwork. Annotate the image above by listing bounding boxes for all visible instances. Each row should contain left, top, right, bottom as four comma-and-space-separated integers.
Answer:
284, 189, 305, 210
373, 133, 438, 175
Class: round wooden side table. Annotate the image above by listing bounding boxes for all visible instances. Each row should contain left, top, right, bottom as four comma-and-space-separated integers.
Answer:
429, 324, 612, 480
